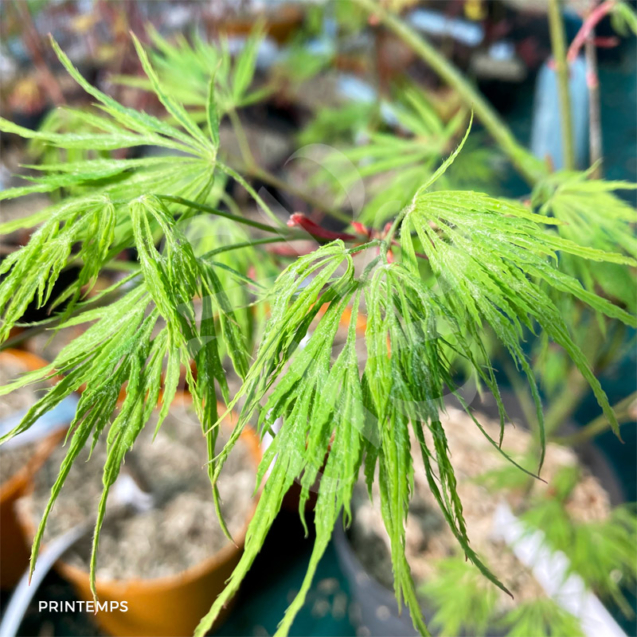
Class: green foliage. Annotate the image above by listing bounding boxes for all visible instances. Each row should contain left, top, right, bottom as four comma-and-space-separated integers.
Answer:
316, 86, 499, 227
421, 556, 498, 637
611, 1, 637, 37
528, 170, 637, 405
297, 101, 379, 146
499, 598, 585, 637
180, 185, 279, 354
401, 135, 636, 455
421, 550, 585, 637
422, 462, 634, 636
0, 38, 216, 331
192, 127, 634, 636
0, 195, 250, 594
0, 33, 276, 597
26, 107, 113, 177
522, 467, 637, 614
532, 169, 637, 313
192, 234, 526, 636
0, 30, 285, 336
0, 193, 116, 333
114, 25, 270, 114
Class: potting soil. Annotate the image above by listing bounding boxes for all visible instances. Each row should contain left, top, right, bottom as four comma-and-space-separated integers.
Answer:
349, 406, 612, 612
0, 357, 42, 483
25, 407, 257, 581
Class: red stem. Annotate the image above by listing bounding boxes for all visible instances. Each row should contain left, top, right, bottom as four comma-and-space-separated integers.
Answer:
287, 213, 357, 241
287, 213, 429, 260
567, 0, 616, 63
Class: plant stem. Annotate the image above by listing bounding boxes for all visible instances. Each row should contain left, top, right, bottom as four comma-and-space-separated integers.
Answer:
12, 0, 66, 106
544, 321, 605, 435
217, 162, 286, 227
548, 0, 576, 170
567, 0, 617, 63
227, 106, 257, 168
240, 163, 352, 224
348, 239, 381, 255
383, 203, 410, 249
226, 104, 352, 225
585, 2, 603, 177
553, 391, 636, 445
351, 0, 546, 185
201, 236, 303, 259
502, 358, 540, 433
158, 195, 284, 234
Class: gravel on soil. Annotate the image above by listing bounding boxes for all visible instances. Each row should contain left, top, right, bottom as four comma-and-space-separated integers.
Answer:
349, 407, 611, 613
0, 356, 44, 483
23, 406, 258, 581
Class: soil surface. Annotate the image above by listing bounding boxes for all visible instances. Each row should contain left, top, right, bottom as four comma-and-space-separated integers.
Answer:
0, 194, 50, 244
0, 355, 42, 483
349, 407, 611, 614
0, 444, 38, 485
0, 356, 41, 421
24, 406, 257, 581
27, 327, 82, 364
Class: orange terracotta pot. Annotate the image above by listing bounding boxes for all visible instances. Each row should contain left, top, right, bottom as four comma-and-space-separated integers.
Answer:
19, 397, 261, 637
216, 4, 303, 44
0, 460, 33, 589
0, 349, 66, 589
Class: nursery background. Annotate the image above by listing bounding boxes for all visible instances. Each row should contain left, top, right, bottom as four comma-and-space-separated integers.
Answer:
0, 1, 636, 637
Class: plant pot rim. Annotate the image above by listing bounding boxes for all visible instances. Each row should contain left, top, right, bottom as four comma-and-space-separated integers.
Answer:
334, 389, 626, 636
17, 396, 262, 592
0, 348, 67, 503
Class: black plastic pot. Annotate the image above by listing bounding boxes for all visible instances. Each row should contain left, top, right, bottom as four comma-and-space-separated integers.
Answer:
332, 390, 624, 637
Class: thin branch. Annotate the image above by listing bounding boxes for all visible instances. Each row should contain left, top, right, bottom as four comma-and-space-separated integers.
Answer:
12, 0, 66, 106
585, 2, 604, 177
217, 162, 286, 227
348, 239, 381, 254
200, 236, 301, 259
567, 0, 617, 62
157, 195, 284, 234
225, 105, 351, 225
548, 0, 576, 170
287, 213, 357, 241
239, 163, 353, 224
227, 107, 257, 169
383, 202, 410, 248
351, 0, 546, 186
553, 391, 636, 445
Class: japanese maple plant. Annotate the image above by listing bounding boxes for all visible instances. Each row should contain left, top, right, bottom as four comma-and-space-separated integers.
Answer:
0, 1, 636, 636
